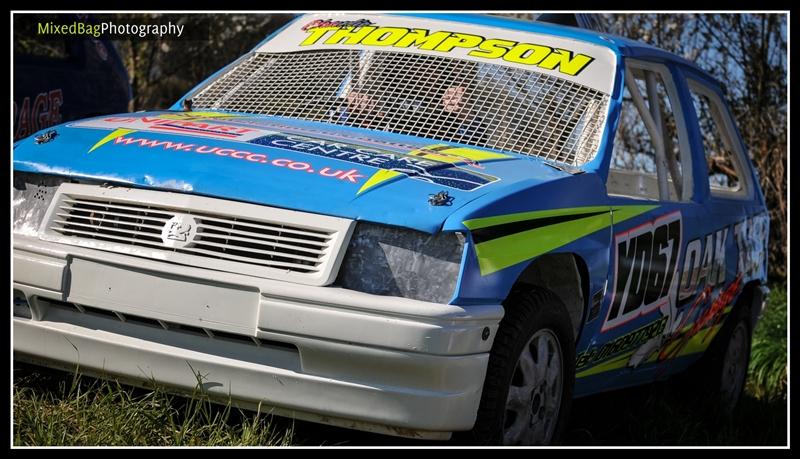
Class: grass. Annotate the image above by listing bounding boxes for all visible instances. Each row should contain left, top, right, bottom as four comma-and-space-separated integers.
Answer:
13, 365, 294, 446
747, 282, 788, 402
565, 380, 787, 446
13, 284, 787, 446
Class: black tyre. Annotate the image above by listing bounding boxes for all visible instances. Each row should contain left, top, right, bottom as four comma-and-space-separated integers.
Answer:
468, 286, 575, 445
718, 317, 751, 412
684, 298, 753, 415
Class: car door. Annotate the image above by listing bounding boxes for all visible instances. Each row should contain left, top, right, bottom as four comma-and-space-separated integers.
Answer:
574, 58, 710, 394
666, 68, 769, 370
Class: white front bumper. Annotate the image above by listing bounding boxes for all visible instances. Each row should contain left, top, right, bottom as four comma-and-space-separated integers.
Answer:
13, 236, 504, 439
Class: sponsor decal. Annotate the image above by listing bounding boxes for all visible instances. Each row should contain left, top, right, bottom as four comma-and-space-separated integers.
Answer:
578, 212, 767, 378
602, 212, 765, 334
656, 273, 743, 363
88, 128, 136, 153
225, 118, 508, 172
14, 89, 64, 140
71, 113, 254, 152
297, 23, 595, 77
677, 226, 729, 302
577, 316, 668, 369
249, 133, 502, 192
734, 213, 769, 281
110, 134, 365, 183
577, 276, 744, 377
602, 211, 682, 332
463, 205, 658, 276
302, 18, 374, 31
74, 113, 509, 193
244, 119, 422, 153
77, 114, 264, 147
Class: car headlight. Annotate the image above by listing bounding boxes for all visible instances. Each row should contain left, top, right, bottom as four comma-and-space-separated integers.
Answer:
336, 222, 465, 304
13, 171, 74, 236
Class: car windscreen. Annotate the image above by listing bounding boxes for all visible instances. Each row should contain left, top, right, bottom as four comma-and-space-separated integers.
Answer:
190, 14, 617, 166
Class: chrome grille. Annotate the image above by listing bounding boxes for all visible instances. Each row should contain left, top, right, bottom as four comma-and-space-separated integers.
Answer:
40, 184, 354, 286
190, 50, 610, 166
50, 196, 331, 274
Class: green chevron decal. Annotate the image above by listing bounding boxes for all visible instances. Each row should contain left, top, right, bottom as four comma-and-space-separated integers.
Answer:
464, 205, 658, 276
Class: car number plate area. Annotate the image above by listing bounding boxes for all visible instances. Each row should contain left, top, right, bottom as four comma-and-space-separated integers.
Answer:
66, 257, 259, 335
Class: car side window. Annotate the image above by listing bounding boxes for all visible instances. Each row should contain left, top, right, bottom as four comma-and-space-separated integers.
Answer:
607, 61, 692, 202
687, 80, 750, 199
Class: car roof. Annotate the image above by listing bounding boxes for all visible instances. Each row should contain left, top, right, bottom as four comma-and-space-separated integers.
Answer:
393, 13, 715, 83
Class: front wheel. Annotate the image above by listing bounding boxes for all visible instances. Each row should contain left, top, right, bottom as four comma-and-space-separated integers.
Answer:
468, 287, 575, 445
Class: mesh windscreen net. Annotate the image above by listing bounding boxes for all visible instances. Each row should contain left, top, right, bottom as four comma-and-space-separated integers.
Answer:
191, 50, 610, 166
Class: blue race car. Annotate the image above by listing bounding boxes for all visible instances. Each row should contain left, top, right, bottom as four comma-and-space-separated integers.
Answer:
13, 13, 770, 445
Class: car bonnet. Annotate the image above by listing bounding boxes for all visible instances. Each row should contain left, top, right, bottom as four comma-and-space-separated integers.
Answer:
13, 111, 577, 234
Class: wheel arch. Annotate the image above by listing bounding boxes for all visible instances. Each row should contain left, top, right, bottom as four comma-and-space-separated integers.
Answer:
511, 252, 589, 341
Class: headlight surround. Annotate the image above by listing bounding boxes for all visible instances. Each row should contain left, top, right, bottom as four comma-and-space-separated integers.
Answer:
13, 171, 73, 237
336, 222, 465, 304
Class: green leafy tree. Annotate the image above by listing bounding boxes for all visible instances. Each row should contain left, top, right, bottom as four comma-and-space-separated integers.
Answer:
104, 13, 294, 111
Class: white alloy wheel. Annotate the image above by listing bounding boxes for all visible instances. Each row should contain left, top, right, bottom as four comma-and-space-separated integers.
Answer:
503, 329, 563, 445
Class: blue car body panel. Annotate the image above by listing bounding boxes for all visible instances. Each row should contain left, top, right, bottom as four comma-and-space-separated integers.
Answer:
14, 111, 577, 235
14, 13, 769, 399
